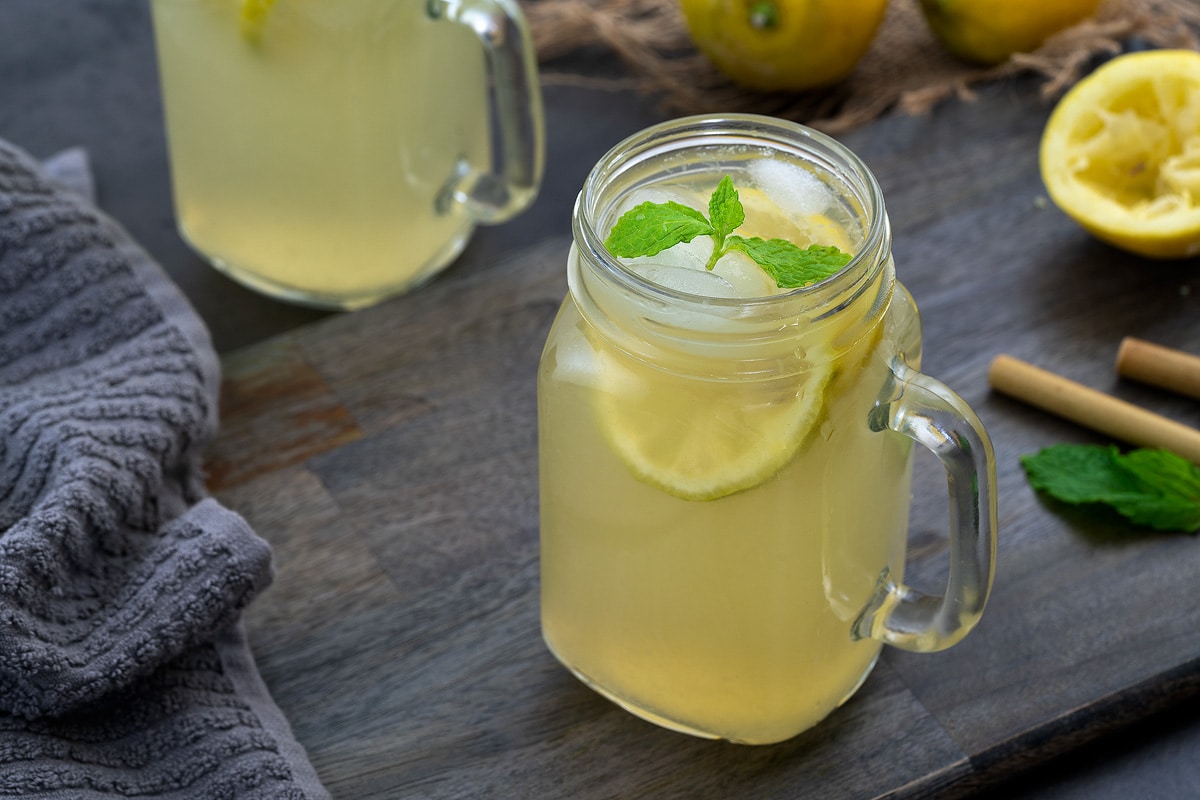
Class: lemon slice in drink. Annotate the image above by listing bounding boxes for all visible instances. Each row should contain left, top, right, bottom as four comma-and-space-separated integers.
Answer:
1040, 49, 1200, 259
596, 348, 837, 502
240, 0, 278, 41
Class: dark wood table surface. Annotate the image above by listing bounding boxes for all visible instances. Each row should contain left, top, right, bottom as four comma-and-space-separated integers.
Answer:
5, 2, 1200, 798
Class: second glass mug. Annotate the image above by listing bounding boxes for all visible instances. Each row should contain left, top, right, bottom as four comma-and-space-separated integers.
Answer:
150, 0, 544, 309
538, 114, 998, 745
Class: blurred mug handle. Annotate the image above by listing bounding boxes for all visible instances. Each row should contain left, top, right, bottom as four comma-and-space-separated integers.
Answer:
429, 0, 545, 224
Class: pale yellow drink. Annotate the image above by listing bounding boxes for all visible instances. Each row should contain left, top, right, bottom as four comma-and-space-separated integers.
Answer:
538, 162, 922, 744
151, 0, 489, 307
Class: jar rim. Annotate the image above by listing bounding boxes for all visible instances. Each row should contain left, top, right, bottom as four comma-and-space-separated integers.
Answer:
572, 113, 890, 316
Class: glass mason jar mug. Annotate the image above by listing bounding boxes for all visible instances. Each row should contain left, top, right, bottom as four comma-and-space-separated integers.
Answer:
537, 114, 998, 745
150, 0, 543, 309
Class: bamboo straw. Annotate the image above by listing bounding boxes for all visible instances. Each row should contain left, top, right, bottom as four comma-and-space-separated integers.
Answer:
1115, 337, 1200, 400
988, 354, 1200, 464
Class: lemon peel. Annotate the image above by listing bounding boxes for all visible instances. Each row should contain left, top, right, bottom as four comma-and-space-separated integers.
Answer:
679, 0, 888, 91
918, 0, 1101, 66
1040, 49, 1200, 259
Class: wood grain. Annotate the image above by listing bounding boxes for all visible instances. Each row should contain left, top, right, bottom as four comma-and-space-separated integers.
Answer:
205, 338, 363, 490
208, 79, 1200, 799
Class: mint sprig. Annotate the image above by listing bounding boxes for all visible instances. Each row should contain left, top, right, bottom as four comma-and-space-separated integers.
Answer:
603, 175, 851, 289
1020, 444, 1200, 533
603, 201, 713, 258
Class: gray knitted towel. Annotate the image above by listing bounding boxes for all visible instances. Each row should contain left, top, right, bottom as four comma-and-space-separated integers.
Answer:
0, 140, 330, 799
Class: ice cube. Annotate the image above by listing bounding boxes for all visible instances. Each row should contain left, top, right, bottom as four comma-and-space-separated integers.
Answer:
612, 184, 704, 219
628, 262, 738, 298
748, 158, 834, 219
622, 234, 714, 273
711, 250, 776, 298
550, 322, 601, 388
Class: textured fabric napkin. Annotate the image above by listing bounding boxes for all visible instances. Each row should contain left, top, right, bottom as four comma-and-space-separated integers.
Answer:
0, 140, 330, 799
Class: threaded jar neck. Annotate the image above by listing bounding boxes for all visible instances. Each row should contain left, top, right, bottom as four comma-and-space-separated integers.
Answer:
569, 114, 894, 378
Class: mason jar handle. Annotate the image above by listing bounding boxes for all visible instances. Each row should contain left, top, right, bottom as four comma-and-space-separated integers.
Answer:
855, 360, 998, 652
429, 0, 544, 224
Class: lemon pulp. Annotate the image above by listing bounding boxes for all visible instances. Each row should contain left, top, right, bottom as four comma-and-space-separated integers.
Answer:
1040, 49, 1200, 259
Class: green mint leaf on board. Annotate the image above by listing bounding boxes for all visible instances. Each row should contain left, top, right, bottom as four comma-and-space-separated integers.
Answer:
604, 201, 713, 258
1113, 448, 1200, 531
726, 237, 852, 289
1020, 444, 1139, 503
602, 175, 851, 289
1020, 444, 1200, 533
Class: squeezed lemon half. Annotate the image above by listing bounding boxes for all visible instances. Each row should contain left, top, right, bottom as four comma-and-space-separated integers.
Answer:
1040, 49, 1200, 259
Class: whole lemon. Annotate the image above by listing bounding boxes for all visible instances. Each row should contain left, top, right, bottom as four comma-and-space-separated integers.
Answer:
680, 0, 889, 91
918, 0, 1102, 65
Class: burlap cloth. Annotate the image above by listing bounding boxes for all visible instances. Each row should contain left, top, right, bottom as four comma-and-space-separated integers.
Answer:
524, 0, 1200, 133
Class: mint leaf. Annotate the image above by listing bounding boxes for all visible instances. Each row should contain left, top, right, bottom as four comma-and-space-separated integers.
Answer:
1113, 448, 1200, 531
708, 176, 745, 243
726, 237, 851, 289
1020, 444, 1138, 502
704, 176, 746, 271
602, 176, 852, 289
1020, 444, 1200, 533
604, 201, 713, 258
1123, 447, 1200, 497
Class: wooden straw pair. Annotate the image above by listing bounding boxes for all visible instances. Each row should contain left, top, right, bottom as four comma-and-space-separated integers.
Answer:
989, 338, 1200, 463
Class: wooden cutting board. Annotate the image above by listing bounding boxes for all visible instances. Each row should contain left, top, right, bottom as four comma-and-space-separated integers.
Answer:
206, 82, 1200, 799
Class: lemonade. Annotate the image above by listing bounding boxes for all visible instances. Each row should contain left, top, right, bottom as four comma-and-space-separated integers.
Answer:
538, 116, 996, 744
538, 286, 918, 743
152, 0, 494, 307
